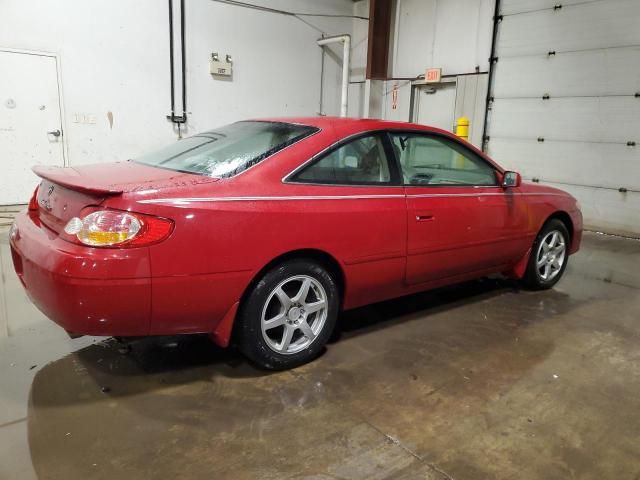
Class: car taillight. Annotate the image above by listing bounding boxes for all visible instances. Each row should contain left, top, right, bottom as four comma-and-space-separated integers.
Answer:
63, 209, 173, 248
28, 185, 40, 211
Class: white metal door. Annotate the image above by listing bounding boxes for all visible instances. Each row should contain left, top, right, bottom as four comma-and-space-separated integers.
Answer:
416, 83, 457, 132
485, 0, 640, 236
0, 50, 64, 205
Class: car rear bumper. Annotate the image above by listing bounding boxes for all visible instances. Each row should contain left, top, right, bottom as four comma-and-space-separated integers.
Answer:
9, 212, 152, 336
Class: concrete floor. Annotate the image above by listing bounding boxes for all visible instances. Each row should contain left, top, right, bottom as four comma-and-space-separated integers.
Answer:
1, 226, 640, 480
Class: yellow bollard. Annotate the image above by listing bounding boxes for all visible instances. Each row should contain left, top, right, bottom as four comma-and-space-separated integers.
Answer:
455, 116, 469, 141
454, 116, 470, 168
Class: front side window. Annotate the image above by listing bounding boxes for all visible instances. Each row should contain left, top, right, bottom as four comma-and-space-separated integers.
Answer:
390, 133, 497, 186
292, 134, 392, 185
134, 121, 317, 178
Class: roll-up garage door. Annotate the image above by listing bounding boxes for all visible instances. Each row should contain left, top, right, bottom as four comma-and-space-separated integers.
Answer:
485, 0, 640, 236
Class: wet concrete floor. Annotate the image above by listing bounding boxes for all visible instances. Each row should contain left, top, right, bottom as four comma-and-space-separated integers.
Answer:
1, 227, 640, 479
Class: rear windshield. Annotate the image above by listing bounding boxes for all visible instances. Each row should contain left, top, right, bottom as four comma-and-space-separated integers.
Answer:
134, 121, 318, 178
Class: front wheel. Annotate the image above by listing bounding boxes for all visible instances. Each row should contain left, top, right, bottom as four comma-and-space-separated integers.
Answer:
236, 259, 339, 370
522, 219, 570, 290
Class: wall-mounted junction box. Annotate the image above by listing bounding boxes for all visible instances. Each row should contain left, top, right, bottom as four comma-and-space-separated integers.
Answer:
210, 53, 232, 77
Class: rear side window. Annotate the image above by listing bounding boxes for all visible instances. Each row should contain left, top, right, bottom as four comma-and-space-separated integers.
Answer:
134, 121, 317, 178
291, 134, 393, 185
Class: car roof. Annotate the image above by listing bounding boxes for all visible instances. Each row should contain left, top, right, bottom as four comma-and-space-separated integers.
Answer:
245, 116, 502, 173
249, 116, 445, 134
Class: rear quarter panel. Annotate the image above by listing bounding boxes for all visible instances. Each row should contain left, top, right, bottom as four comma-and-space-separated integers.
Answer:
120, 185, 407, 334
105, 122, 408, 335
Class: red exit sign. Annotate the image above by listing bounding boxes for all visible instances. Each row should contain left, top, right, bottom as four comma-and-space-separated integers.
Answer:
425, 68, 442, 83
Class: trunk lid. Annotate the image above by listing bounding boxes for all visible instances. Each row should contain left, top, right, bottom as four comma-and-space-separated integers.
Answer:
33, 161, 219, 233
35, 179, 107, 233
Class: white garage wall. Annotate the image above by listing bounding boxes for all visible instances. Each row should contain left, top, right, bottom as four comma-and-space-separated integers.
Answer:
0, 0, 356, 166
350, 0, 494, 121
391, 0, 494, 79
384, 0, 494, 124
487, 0, 640, 236
364, 0, 639, 236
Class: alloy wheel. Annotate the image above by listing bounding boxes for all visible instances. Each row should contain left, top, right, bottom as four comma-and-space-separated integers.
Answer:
260, 275, 328, 355
536, 230, 566, 281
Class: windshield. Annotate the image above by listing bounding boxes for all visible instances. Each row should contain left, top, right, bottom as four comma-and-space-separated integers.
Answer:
134, 121, 318, 177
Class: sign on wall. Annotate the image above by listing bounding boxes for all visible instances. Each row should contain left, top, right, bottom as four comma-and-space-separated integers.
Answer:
392, 82, 398, 110
425, 68, 442, 83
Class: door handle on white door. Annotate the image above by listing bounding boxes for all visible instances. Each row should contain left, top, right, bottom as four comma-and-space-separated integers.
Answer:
47, 129, 61, 137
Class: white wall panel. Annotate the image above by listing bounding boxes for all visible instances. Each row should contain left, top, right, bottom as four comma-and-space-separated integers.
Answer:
497, 0, 640, 57
543, 183, 640, 237
350, 0, 370, 83
493, 47, 640, 97
488, 0, 640, 235
0, 0, 354, 166
392, 0, 494, 78
381, 80, 413, 122
393, 0, 436, 77
501, 0, 603, 16
489, 139, 640, 191
490, 140, 640, 236
490, 97, 640, 144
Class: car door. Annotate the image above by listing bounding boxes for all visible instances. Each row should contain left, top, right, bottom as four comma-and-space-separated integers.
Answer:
285, 131, 407, 308
387, 131, 529, 286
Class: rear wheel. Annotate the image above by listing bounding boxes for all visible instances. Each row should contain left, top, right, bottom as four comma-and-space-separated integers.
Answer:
522, 219, 570, 290
236, 259, 339, 370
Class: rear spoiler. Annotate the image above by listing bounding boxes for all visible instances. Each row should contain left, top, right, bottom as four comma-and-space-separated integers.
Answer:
32, 166, 123, 195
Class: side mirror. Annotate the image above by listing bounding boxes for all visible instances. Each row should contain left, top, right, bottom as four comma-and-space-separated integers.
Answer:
502, 171, 521, 188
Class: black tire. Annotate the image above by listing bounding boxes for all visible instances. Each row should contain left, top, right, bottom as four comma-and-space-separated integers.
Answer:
236, 259, 339, 370
522, 219, 570, 290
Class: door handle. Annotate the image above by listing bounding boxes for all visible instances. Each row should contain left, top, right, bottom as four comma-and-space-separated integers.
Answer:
47, 129, 61, 137
416, 214, 434, 222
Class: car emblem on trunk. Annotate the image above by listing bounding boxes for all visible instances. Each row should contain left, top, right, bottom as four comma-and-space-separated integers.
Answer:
40, 185, 55, 211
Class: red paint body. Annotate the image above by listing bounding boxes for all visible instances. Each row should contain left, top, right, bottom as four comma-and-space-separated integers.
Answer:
10, 118, 582, 345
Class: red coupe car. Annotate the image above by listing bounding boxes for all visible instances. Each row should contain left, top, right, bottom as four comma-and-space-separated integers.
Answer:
10, 117, 582, 369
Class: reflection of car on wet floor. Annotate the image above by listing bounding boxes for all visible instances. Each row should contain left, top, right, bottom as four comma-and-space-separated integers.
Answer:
9, 116, 582, 369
